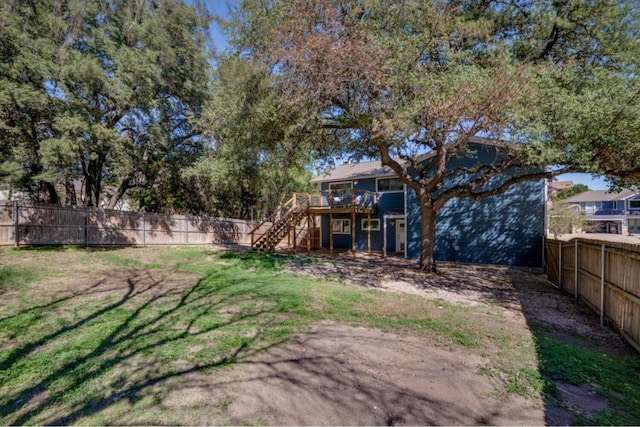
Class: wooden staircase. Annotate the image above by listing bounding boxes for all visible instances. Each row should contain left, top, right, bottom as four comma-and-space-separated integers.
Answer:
251, 200, 308, 252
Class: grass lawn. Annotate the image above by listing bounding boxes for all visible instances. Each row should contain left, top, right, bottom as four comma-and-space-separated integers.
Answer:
1, 246, 639, 425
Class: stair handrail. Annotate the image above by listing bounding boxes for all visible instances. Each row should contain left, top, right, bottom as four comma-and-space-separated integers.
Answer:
250, 194, 310, 248
250, 196, 294, 248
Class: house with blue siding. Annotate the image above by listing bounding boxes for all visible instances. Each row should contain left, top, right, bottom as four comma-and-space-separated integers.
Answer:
307, 142, 546, 268
559, 189, 640, 234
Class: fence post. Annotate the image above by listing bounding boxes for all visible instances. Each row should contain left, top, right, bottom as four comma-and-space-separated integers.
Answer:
141, 212, 146, 247
242, 221, 246, 245
558, 242, 562, 290
600, 243, 606, 326
85, 207, 90, 248
574, 240, 579, 300
185, 216, 189, 244
12, 200, 18, 247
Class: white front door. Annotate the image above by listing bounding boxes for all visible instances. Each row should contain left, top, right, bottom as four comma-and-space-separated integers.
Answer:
396, 220, 406, 253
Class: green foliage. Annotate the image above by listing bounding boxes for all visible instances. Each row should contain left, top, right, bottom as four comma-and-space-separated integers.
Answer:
547, 201, 592, 238
185, 55, 318, 218
554, 184, 590, 201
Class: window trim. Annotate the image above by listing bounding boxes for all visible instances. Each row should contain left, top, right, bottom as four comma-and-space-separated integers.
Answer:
331, 219, 351, 234
361, 218, 381, 231
376, 177, 404, 193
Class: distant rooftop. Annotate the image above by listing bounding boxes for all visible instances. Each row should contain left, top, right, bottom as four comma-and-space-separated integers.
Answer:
561, 189, 639, 203
550, 180, 573, 190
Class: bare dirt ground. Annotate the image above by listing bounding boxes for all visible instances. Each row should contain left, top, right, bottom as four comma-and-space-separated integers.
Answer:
160, 321, 543, 426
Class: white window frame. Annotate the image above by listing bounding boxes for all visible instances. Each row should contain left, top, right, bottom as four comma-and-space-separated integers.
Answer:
376, 177, 404, 193
361, 218, 381, 231
331, 219, 351, 234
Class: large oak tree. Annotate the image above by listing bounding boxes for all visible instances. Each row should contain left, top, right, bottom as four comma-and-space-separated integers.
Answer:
224, 0, 640, 271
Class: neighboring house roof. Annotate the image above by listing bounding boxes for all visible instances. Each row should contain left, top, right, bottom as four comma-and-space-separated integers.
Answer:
550, 180, 573, 191
561, 189, 639, 203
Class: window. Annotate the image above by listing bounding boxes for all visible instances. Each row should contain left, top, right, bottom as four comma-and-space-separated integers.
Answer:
630, 200, 640, 209
331, 219, 350, 234
377, 177, 403, 192
329, 182, 353, 206
361, 218, 380, 231
329, 182, 353, 191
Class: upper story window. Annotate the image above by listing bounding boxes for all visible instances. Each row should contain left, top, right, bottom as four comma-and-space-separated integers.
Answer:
377, 177, 403, 192
328, 182, 353, 206
329, 182, 353, 191
630, 199, 640, 209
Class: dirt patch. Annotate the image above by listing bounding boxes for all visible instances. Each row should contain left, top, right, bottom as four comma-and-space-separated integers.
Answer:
283, 252, 629, 350
156, 321, 543, 426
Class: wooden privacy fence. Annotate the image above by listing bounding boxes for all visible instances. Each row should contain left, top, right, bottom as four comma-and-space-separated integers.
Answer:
0, 202, 309, 248
545, 237, 640, 352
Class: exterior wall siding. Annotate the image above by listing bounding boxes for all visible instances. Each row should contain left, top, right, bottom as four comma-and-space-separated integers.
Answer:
406, 144, 545, 267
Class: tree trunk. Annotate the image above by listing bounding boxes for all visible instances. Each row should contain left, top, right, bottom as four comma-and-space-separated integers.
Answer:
84, 158, 103, 207
419, 203, 438, 273
38, 181, 59, 205
107, 172, 134, 210
64, 177, 77, 206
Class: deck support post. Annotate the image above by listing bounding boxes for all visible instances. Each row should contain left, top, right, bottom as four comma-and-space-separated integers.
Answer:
293, 223, 297, 253
351, 209, 356, 260
367, 212, 371, 255
329, 212, 334, 258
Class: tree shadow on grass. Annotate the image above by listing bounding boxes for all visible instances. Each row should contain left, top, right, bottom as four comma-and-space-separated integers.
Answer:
0, 265, 296, 425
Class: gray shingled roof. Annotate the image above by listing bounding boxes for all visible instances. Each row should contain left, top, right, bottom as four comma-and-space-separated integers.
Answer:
310, 137, 507, 184
561, 189, 639, 203
311, 160, 399, 183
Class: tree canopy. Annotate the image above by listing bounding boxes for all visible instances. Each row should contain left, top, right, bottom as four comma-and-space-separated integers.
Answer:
553, 184, 590, 201
0, 0, 212, 209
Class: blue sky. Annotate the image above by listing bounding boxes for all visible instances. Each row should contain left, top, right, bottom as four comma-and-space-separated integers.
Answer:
203, 1, 232, 53
202, 2, 611, 191
555, 173, 609, 190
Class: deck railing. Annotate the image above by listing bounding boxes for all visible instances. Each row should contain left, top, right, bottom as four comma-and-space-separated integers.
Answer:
303, 189, 377, 210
